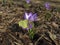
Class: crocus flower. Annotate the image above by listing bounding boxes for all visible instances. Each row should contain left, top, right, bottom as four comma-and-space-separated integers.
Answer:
26, 0, 30, 3
45, 2, 50, 10
24, 12, 37, 21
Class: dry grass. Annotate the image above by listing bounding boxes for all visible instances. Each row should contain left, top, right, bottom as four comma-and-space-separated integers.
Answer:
0, 0, 60, 45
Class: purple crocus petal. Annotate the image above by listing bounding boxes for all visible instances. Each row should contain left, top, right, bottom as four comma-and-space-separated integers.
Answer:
29, 13, 37, 21
23, 27, 29, 30
24, 12, 28, 19
45, 2, 50, 10
26, 0, 30, 3
24, 12, 32, 20
25, 28, 29, 30
29, 12, 33, 16
33, 13, 37, 21
28, 12, 33, 19
24, 12, 37, 21
29, 24, 32, 29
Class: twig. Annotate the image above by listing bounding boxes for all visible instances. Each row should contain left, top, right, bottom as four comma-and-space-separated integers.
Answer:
34, 35, 45, 45
8, 33, 23, 45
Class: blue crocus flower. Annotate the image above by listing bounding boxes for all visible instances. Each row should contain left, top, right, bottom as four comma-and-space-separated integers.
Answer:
24, 12, 37, 21
45, 2, 50, 10
26, 0, 30, 3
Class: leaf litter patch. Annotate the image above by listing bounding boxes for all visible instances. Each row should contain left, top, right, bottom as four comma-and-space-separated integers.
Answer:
0, 0, 60, 45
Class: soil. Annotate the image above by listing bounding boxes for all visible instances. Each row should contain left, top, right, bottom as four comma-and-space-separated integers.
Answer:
0, 0, 60, 45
